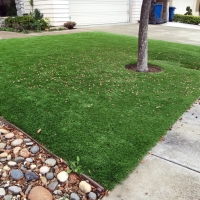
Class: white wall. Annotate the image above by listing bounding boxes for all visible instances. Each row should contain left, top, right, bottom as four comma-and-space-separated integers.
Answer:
23, 0, 69, 26
131, 0, 142, 22
170, 0, 198, 16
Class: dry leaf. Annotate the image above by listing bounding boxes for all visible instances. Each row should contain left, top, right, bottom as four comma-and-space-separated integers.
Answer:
37, 129, 41, 133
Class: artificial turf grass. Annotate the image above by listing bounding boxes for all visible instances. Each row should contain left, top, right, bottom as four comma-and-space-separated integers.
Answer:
0, 32, 200, 189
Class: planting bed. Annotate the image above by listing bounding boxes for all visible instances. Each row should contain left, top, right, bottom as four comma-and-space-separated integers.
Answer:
0, 117, 105, 200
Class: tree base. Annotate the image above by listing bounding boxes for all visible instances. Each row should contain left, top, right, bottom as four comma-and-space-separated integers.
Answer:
125, 64, 162, 73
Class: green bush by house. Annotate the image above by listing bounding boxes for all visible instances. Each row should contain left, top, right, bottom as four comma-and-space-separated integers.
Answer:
174, 14, 200, 25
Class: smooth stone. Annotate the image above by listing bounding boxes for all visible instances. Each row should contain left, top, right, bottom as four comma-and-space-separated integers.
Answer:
25, 171, 39, 181
28, 186, 52, 200
14, 157, 24, 163
0, 188, 6, 197
88, 192, 97, 200
0, 152, 8, 158
40, 176, 47, 185
2, 171, 7, 178
0, 129, 9, 134
26, 142, 33, 146
23, 138, 31, 143
8, 186, 22, 195
25, 185, 32, 195
4, 195, 13, 200
4, 181, 10, 188
7, 155, 11, 160
70, 193, 80, 200
57, 171, 68, 182
13, 147, 21, 154
30, 146, 39, 154
30, 164, 36, 170
79, 181, 92, 193
5, 133, 14, 139
26, 158, 33, 162
10, 169, 24, 180
20, 165, 27, 171
47, 181, 58, 191
45, 158, 56, 166
0, 158, 7, 162
46, 172, 54, 180
0, 143, 6, 149
40, 166, 50, 174
6, 146, 11, 150
8, 161, 17, 166
3, 165, 10, 171
11, 139, 23, 147
53, 190, 62, 195
19, 148, 30, 158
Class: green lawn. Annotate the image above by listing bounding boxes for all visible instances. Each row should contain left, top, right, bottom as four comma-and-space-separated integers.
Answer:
0, 32, 200, 189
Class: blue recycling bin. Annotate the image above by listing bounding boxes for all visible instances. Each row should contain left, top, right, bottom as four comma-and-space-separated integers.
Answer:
169, 6, 176, 22
152, 3, 163, 18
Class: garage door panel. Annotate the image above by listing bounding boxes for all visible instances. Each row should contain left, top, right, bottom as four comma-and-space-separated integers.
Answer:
69, 0, 129, 25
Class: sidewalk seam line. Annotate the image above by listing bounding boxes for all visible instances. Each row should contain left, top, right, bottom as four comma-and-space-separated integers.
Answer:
152, 153, 200, 174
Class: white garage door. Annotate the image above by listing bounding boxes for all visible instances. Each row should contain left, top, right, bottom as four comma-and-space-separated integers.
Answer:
69, 0, 130, 26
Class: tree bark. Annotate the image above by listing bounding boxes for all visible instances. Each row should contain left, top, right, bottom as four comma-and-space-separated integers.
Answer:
137, 0, 152, 72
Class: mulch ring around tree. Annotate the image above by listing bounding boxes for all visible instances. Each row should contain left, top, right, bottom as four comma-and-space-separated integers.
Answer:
125, 64, 162, 73
0, 117, 106, 200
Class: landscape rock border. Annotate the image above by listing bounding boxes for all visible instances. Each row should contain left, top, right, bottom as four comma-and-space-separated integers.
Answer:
0, 116, 106, 200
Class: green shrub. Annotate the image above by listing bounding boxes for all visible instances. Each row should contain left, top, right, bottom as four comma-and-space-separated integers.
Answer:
34, 9, 43, 20
173, 14, 200, 25
5, 16, 48, 31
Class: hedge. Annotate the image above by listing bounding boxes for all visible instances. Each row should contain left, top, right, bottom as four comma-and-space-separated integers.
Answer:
173, 14, 200, 25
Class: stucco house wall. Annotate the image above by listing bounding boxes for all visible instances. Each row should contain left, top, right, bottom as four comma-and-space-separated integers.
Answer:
170, 0, 200, 16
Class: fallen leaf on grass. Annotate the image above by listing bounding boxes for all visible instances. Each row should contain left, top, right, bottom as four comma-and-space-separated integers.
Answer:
37, 129, 41, 133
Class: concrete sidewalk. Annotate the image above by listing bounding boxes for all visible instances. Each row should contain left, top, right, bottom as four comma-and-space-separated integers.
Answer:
81, 22, 200, 46
103, 100, 200, 200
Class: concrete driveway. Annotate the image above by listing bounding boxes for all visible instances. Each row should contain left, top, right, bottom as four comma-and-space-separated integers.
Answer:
81, 22, 200, 46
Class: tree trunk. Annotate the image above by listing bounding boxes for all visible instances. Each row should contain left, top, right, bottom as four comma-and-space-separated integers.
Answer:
137, 0, 152, 72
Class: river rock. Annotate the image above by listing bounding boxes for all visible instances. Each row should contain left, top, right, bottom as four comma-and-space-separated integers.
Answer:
8, 186, 22, 195
8, 161, 17, 166
40, 166, 50, 174
40, 176, 47, 185
26, 158, 33, 162
25, 171, 39, 181
0, 188, 5, 197
0, 129, 9, 134
14, 157, 24, 163
26, 142, 34, 146
48, 181, 58, 191
10, 169, 24, 180
30, 146, 39, 154
19, 148, 30, 158
45, 158, 56, 166
0, 152, 8, 158
30, 164, 36, 170
3, 165, 10, 171
57, 171, 68, 182
11, 139, 23, 146
46, 172, 54, 180
88, 192, 97, 200
28, 186, 53, 200
4, 194, 13, 200
5, 133, 14, 139
25, 185, 32, 195
13, 147, 21, 154
0, 143, 6, 149
79, 181, 92, 193
70, 193, 80, 200
7, 155, 11, 160
23, 138, 31, 143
